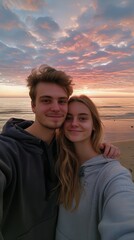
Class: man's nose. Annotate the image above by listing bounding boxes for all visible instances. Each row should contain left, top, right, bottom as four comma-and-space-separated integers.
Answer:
51, 101, 60, 111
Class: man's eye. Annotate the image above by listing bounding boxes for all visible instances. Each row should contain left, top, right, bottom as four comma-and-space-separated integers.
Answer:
41, 99, 51, 103
59, 99, 68, 104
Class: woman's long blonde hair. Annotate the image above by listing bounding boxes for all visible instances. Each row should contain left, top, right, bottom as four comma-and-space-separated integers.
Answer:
56, 95, 103, 210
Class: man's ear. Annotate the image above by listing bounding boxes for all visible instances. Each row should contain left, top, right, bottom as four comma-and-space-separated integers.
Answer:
31, 101, 36, 113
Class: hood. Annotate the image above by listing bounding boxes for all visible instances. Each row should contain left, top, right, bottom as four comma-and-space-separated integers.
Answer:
79, 155, 117, 177
1, 118, 57, 149
1, 117, 35, 142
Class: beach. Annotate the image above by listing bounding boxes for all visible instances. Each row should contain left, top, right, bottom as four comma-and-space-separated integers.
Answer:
113, 140, 134, 181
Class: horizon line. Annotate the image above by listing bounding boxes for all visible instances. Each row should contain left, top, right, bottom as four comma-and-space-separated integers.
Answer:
0, 95, 134, 98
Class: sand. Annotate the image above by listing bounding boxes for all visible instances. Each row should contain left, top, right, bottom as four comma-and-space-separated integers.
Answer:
113, 140, 134, 181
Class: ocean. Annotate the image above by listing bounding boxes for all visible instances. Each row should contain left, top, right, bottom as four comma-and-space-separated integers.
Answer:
0, 97, 134, 142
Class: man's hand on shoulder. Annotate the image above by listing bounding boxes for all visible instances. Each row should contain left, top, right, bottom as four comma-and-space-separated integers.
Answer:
100, 142, 120, 159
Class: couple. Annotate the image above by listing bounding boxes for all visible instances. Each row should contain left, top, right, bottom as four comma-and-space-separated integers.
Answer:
0, 64, 133, 240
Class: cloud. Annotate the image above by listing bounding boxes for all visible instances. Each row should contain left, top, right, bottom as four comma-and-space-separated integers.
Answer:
96, 0, 134, 20
3, 0, 47, 11
31, 16, 61, 41
0, 0, 134, 96
0, 4, 24, 30
0, 4, 37, 47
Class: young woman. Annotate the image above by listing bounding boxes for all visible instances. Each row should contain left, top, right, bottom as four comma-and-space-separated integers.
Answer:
56, 95, 134, 240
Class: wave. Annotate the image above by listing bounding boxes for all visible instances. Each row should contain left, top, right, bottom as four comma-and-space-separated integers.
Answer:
99, 106, 122, 109
101, 112, 134, 119
0, 110, 32, 114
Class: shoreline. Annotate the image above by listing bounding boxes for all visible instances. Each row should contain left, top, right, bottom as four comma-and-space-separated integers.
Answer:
113, 140, 134, 180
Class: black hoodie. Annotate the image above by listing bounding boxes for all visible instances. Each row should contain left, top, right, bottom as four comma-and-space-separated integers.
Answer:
0, 118, 58, 240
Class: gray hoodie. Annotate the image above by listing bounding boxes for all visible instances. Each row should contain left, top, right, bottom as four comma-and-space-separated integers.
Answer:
56, 155, 134, 240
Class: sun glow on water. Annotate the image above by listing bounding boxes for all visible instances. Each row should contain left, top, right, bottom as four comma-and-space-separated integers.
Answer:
0, 85, 28, 97
0, 84, 133, 98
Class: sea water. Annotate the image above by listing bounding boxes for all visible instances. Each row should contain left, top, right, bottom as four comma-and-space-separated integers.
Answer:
0, 97, 134, 142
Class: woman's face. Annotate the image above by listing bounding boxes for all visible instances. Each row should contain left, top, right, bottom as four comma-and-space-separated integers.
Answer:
63, 101, 94, 143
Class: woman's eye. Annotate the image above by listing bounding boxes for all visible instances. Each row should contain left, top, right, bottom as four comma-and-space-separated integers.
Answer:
79, 117, 87, 121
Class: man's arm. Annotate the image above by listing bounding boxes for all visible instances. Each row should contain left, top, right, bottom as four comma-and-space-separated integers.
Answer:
0, 167, 7, 240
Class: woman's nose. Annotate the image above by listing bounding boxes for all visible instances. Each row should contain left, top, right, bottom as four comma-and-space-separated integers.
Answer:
71, 118, 78, 126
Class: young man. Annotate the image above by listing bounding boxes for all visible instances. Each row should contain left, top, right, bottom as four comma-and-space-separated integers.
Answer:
0, 65, 120, 240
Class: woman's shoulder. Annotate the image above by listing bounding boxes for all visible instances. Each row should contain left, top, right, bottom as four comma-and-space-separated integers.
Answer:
82, 155, 132, 185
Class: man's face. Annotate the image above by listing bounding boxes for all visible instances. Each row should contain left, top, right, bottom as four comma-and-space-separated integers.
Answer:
32, 82, 68, 130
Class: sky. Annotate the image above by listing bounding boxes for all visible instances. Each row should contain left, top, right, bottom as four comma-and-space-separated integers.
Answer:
0, 0, 134, 97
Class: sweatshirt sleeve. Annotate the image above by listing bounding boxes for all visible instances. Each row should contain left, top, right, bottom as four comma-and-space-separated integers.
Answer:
0, 164, 7, 240
0, 158, 12, 240
98, 165, 134, 240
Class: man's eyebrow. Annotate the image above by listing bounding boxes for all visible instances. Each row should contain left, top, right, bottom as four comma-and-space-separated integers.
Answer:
59, 97, 68, 99
39, 96, 68, 99
40, 96, 51, 98
39, 96, 51, 100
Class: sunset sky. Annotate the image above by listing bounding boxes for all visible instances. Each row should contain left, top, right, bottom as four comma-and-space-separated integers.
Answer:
0, 0, 134, 97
